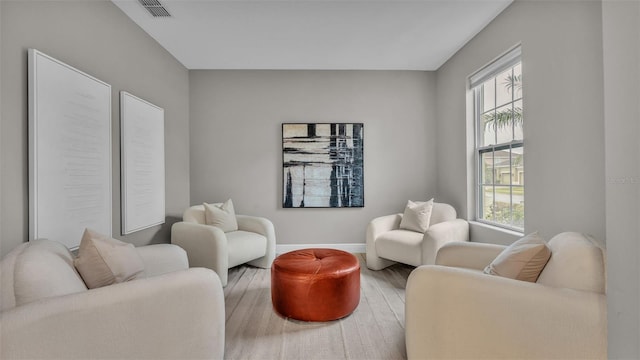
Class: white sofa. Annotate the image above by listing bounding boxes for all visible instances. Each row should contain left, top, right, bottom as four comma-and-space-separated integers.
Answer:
366, 202, 469, 270
172, 204, 276, 286
405, 232, 607, 359
0, 239, 225, 359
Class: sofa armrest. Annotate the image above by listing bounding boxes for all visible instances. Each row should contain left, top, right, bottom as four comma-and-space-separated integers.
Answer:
405, 266, 607, 360
1, 268, 225, 360
236, 215, 274, 238
367, 214, 402, 238
171, 222, 228, 283
366, 214, 402, 270
435, 241, 506, 270
421, 219, 469, 265
136, 244, 189, 277
236, 215, 276, 268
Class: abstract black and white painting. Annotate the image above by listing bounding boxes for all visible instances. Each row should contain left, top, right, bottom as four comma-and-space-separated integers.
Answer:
283, 123, 364, 208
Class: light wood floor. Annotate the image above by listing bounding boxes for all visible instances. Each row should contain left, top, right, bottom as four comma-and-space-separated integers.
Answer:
223, 254, 414, 360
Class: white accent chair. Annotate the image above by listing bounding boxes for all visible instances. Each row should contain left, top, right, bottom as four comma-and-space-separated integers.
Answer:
405, 232, 607, 359
0, 238, 225, 359
171, 204, 276, 286
366, 202, 469, 270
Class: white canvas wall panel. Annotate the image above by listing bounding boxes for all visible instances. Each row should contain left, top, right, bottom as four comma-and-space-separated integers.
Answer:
28, 49, 112, 249
120, 91, 165, 234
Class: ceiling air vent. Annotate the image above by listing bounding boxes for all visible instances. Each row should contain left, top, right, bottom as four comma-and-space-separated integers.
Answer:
138, 0, 171, 17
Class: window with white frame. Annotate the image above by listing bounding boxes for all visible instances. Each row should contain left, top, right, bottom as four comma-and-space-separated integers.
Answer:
470, 46, 523, 231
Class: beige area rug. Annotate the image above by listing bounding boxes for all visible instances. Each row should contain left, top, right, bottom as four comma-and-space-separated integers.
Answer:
223, 254, 414, 360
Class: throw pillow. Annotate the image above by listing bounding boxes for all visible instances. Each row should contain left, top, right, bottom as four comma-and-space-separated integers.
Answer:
203, 199, 238, 232
74, 228, 145, 289
483, 232, 551, 282
399, 199, 434, 233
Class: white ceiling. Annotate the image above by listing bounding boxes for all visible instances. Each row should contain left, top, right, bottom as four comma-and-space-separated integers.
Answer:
112, 0, 513, 70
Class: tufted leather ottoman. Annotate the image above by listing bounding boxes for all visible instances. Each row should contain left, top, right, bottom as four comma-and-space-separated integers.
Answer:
271, 248, 360, 322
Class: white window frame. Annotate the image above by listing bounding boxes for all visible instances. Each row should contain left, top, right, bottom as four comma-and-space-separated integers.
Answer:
470, 46, 524, 232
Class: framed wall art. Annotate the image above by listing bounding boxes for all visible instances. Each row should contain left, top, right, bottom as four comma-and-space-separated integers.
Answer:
283, 123, 364, 208
28, 49, 112, 249
120, 91, 165, 234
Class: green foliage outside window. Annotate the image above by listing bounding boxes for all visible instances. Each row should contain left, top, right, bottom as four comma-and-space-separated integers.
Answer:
485, 202, 524, 228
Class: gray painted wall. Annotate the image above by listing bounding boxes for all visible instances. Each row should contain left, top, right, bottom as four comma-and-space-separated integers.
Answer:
603, 1, 640, 357
189, 70, 437, 246
435, 0, 606, 244
0, 0, 190, 257
0, 0, 3, 256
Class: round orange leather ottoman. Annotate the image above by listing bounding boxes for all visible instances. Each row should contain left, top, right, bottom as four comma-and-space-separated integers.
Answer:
271, 248, 360, 322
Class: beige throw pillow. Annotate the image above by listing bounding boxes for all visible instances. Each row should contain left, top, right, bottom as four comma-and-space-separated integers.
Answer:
484, 232, 551, 282
74, 228, 145, 289
204, 199, 238, 232
399, 199, 434, 233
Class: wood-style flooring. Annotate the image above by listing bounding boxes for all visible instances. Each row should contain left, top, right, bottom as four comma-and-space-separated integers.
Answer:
223, 254, 414, 360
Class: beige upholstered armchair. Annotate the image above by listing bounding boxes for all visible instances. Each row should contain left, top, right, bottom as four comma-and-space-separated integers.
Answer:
366, 201, 469, 270
1, 239, 225, 359
171, 204, 276, 286
405, 232, 607, 359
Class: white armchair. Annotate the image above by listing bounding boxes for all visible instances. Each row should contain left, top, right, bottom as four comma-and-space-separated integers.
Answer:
366, 202, 469, 270
171, 204, 276, 286
0, 238, 225, 359
405, 232, 607, 359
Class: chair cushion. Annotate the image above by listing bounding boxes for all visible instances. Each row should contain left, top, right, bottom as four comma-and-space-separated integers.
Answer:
227, 230, 267, 268
536, 232, 605, 293
399, 199, 434, 233
375, 230, 423, 267
483, 232, 551, 282
204, 199, 238, 232
183, 205, 206, 224
3, 239, 87, 310
74, 229, 145, 289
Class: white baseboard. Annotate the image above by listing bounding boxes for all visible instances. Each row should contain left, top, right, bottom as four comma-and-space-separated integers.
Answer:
276, 243, 366, 254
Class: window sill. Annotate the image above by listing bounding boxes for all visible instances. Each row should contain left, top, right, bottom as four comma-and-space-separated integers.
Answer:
470, 220, 523, 235
468, 221, 523, 245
